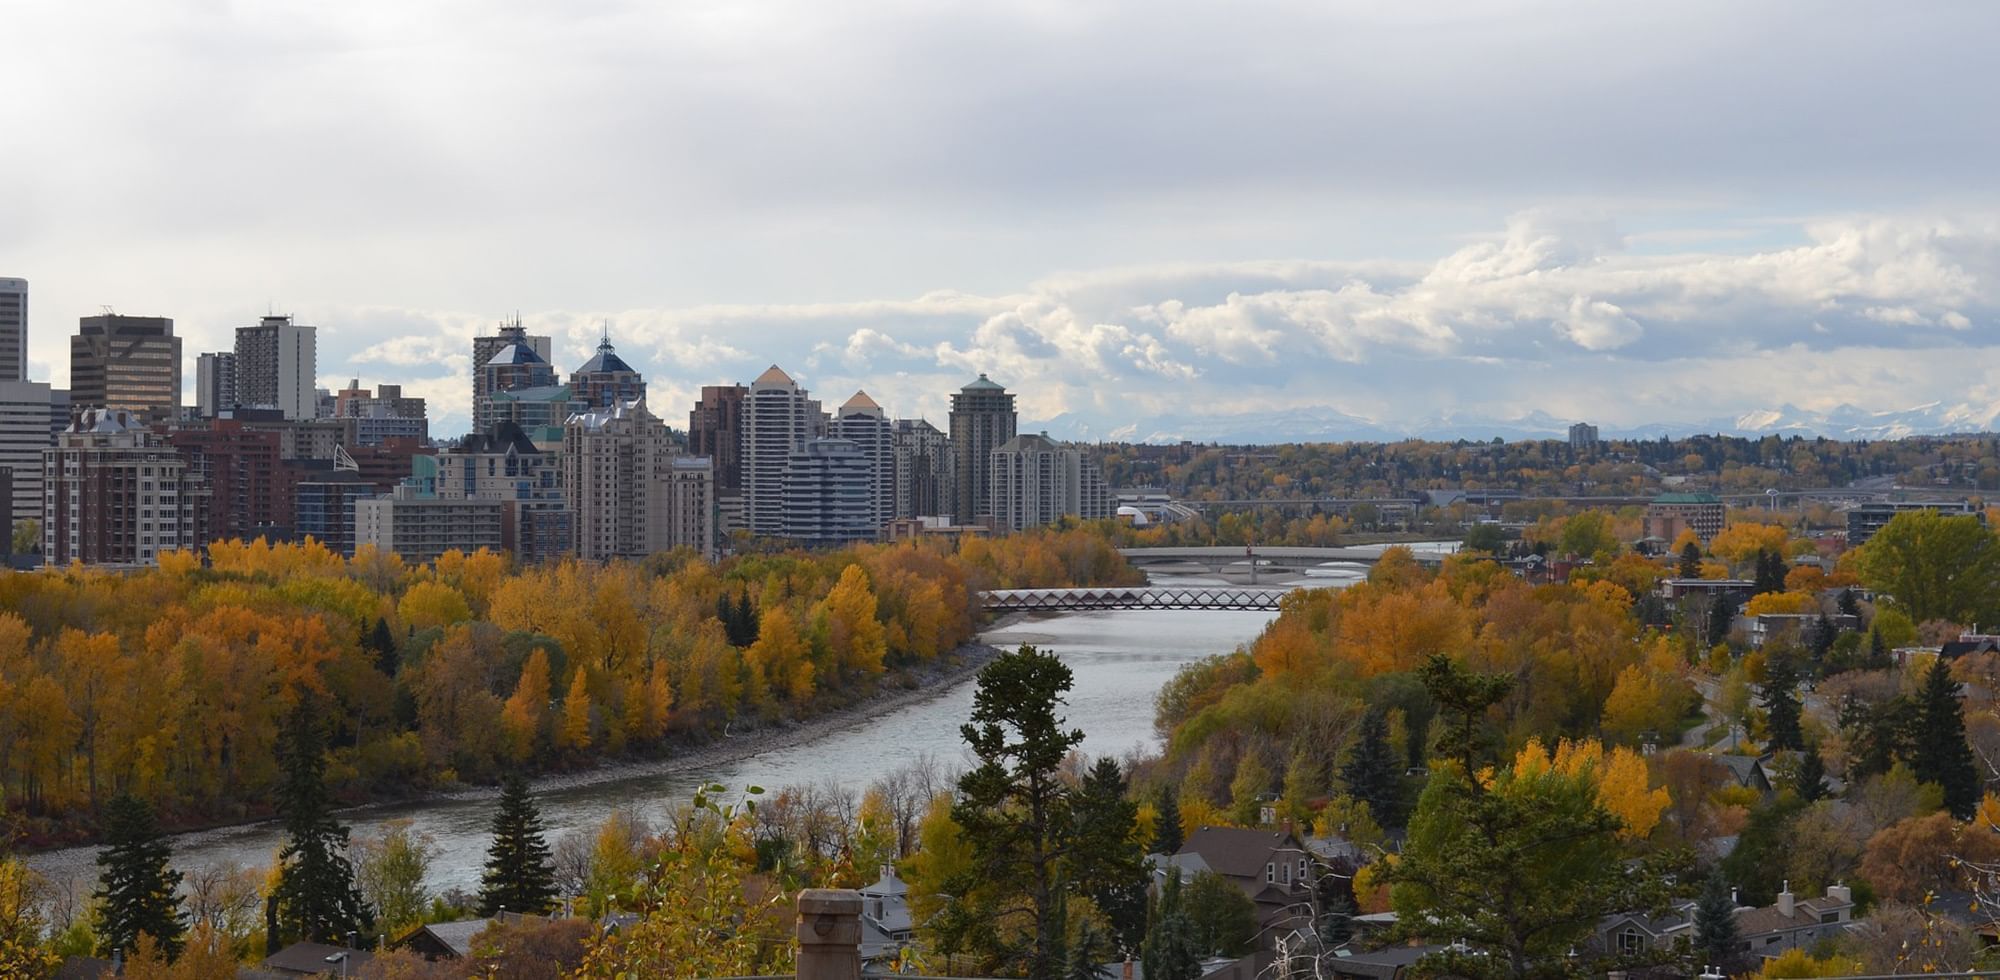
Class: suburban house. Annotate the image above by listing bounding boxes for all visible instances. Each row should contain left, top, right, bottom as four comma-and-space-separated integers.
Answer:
858, 866, 915, 969
1157, 827, 1320, 941
1713, 754, 1773, 796
394, 911, 547, 961
1590, 882, 1855, 959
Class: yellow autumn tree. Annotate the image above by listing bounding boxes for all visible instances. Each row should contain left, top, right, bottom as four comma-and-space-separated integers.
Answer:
1744, 591, 1816, 616
559, 668, 594, 751
398, 580, 472, 632
501, 649, 552, 762
818, 564, 887, 679
746, 605, 811, 706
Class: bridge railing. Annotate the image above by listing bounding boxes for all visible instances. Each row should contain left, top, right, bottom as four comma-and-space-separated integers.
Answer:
981, 586, 1293, 612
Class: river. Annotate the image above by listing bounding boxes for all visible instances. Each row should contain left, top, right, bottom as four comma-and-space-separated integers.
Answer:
24, 554, 1448, 900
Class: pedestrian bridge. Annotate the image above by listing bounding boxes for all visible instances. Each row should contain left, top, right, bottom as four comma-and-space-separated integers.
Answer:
1117, 545, 1451, 573
981, 585, 1296, 612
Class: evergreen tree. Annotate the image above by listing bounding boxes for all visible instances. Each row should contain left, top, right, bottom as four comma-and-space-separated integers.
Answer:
735, 593, 758, 647
1846, 695, 1912, 780
1418, 653, 1514, 774
1340, 710, 1404, 827
1809, 613, 1836, 667
1864, 629, 1892, 670
272, 699, 370, 945
1838, 588, 1861, 618
1791, 742, 1828, 802
1760, 654, 1804, 752
1151, 789, 1183, 855
1315, 869, 1357, 947
478, 773, 559, 916
1692, 869, 1740, 967
1065, 920, 1109, 980
93, 794, 184, 958
1753, 550, 1787, 595
369, 618, 398, 676
1069, 758, 1148, 955
1139, 874, 1201, 980
1678, 541, 1703, 579
946, 645, 1086, 980
1912, 657, 1981, 819
715, 594, 736, 643
1707, 593, 1735, 648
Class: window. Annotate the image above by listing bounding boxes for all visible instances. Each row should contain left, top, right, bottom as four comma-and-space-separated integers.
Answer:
1619, 928, 1642, 954
1265, 864, 1273, 883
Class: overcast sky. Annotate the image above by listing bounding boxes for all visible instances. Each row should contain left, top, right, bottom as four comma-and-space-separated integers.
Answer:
2, 0, 1996, 437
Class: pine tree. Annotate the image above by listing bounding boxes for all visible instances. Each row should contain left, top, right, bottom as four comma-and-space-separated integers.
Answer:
1753, 550, 1787, 595
1693, 869, 1740, 966
369, 617, 398, 676
1913, 657, 1981, 819
478, 773, 558, 916
272, 699, 370, 945
1152, 789, 1183, 855
1760, 654, 1804, 752
1340, 710, 1404, 827
1065, 920, 1108, 980
735, 593, 758, 647
1792, 742, 1828, 802
715, 593, 737, 643
1707, 593, 1735, 648
1070, 758, 1148, 955
1678, 541, 1703, 578
1864, 629, 1892, 670
93, 794, 184, 958
1838, 588, 1861, 618
1140, 873, 1201, 980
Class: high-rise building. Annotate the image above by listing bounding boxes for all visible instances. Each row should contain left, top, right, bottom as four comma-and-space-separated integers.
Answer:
563, 400, 714, 560
70, 314, 181, 416
569, 328, 646, 410
781, 437, 875, 546
1569, 421, 1599, 454
165, 420, 287, 544
0, 381, 57, 533
472, 318, 553, 408
689, 384, 747, 533
475, 341, 562, 434
356, 487, 515, 565
949, 374, 1016, 523
740, 366, 822, 536
1642, 491, 1726, 545
332, 380, 428, 445
43, 408, 209, 565
893, 418, 952, 519
0, 278, 26, 382
989, 433, 1114, 532
235, 315, 317, 420
195, 352, 238, 418
830, 391, 893, 532
438, 421, 569, 563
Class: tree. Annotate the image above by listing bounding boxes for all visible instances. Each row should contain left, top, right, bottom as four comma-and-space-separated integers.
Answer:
1139, 873, 1200, 980
1340, 710, 1403, 827
1753, 550, 1788, 596
501, 649, 552, 762
1065, 920, 1109, 980
1692, 868, 1741, 968
1850, 510, 2000, 626
1912, 657, 1981, 819
1678, 541, 1703, 579
1792, 743, 1829, 803
1760, 654, 1804, 752
1070, 758, 1148, 955
1152, 789, 1183, 855
1864, 629, 1893, 670
272, 699, 370, 945
558, 668, 593, 751
353, 820, 437, 935
369, 617, 399, 676
1465, 523, 1507, 555
1417, 653, 1514, 774
944, 645, 1085, 980
94, 794, 185, 958
1181, 870, 1257, 957
478, 773, 558, 916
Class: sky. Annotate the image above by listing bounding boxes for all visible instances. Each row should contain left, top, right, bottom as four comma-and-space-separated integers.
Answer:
2, 0, 1997, 439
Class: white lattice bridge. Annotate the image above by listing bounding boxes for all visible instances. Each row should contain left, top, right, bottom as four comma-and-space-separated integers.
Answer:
981, 586, 1294, 612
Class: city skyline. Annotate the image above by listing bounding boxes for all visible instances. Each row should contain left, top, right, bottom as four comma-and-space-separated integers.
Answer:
2, 2, 1996, 439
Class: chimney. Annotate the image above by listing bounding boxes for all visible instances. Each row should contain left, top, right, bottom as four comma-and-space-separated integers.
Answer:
1777, 880, 1794, 918
1826, 882, 1852, 906
880, 864, 895, 883
1730, 887, 1738, 907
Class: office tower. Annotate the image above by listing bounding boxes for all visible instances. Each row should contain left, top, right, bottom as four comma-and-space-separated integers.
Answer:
781, 438, 874, 546
989, 433, 1114, 532
438, 421, 569, 563
0, 381, 56, 533
332, 380, 429, 445
893, 418, 951, 519
740, 366, 822, 536
689, 384, 747, 533
569, 328, 646, 410
0, 278, 25, 381
235, 315, 317, 419
475, 340, 563, 435
563, 400, 714, 560
43, 408, 208, 565
830, 391, 893, 532
195, 352, 238, 418
949, 374, 1016, 523
472, 317, 553, 407
70, 314, 181, 415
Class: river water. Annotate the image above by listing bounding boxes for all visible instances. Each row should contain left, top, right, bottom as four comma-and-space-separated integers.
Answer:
25, 554, 1448, 899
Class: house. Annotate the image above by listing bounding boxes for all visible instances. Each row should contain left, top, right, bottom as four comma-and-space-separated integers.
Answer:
1712, 754, 1774, 796
260, 942, 375, 976
1163, 827, 1319, 942
1746, 613, 1859, 648
1326, 943, 1459, 980
858, 865, 915, 970
1592, 901, 1697, 956
394, 911, 544, 960
1591, 883, 1854, 961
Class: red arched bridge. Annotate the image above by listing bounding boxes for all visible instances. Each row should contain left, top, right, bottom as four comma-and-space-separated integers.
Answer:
980, 586, 1296, 612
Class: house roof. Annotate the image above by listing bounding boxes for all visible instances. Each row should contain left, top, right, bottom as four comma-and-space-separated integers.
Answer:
1652, 492, 1721, 504
261, 942, 375, 975
1733, 894, 1851, 938
1177, 826, 1305, 880
411, 918, 490, 958
861, 867, 909, 898
483, 343, 547, 368
455, 421, 542, 456
574, 332, 637, 376
753, 364, 795, 386
997, 433, 1063, 454
1327, 943, 1457, 979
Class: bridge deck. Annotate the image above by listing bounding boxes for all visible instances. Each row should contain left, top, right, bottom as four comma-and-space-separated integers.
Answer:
982, 586, 1294, 612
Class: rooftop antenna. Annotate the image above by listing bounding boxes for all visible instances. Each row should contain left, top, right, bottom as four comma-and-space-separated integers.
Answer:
99, 304, 116, 317
600, 319, 612, 350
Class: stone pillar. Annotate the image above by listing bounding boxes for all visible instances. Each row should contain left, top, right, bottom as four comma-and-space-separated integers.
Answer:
795, 888, 862, 980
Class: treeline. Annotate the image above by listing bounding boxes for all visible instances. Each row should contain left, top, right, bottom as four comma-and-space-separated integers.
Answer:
0, 525, 1138, 843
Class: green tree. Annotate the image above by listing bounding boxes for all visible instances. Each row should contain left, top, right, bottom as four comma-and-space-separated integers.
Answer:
1761, 654, 1804, 752
1152, 789, 1183, 855
1912, 657, 1981, 819
353, 819, 436, 934
0, 859, 59, 978
1864, 629, 1892, 670
1678, 541, 1703, 579
1465, 523, 1507, 555
1070, 758, 1148, 956
1340, 710, 1404, 828
478, 773, 559, 916
1850, 510, 2000, 626
1385, 750, 1646, 975
1418, 653, 1514, 774
1792, 743, 1829, 803
1721, 794, 1805, 905
1065, 920, 1109, 980
272, 699, 370, 945
1140, 873, 1200, 980
1181, 870, 1257, 957
1692, 868, 1741, 967
1226, 753, 1272, 825
1753, 550, 1787, 596
93, 794, 184, 958
369, 617, 399, 676
945, 645, 1086, 980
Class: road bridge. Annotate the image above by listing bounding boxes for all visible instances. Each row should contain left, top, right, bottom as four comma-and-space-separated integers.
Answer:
1117, 545, 1451, 573
982, 586, 1295, 612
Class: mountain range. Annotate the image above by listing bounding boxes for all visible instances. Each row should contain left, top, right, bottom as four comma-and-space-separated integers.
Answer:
1025, 402, 2000, 446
